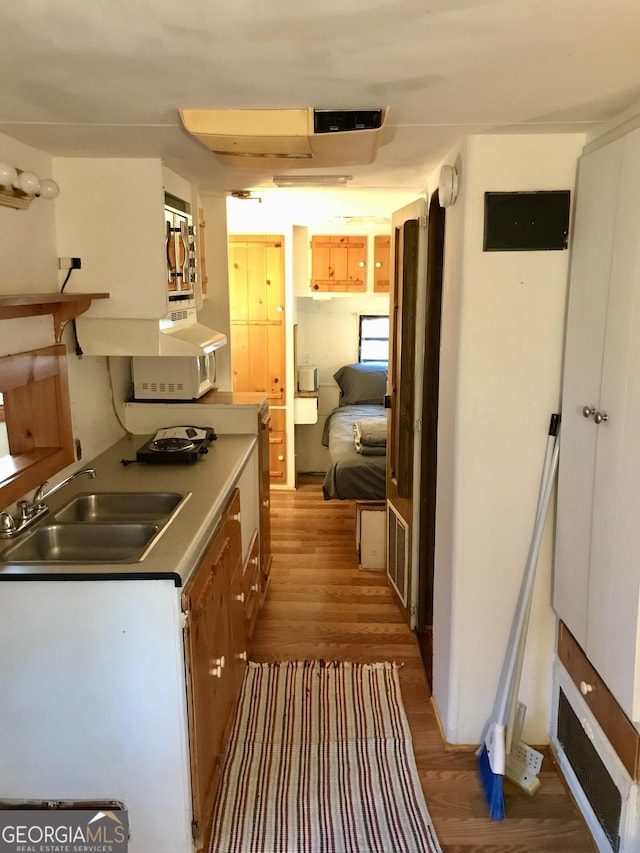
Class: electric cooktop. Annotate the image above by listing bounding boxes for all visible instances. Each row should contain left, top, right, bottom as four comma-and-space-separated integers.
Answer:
136, 426, 217, 464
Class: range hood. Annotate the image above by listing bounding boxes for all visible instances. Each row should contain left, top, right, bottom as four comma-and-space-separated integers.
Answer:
179, 108, 388, 169
75, 309, 227, 357
159, 315, 227, 355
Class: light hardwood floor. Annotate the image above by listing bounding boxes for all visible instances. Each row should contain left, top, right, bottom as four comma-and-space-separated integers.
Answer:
250, 483, 596, 852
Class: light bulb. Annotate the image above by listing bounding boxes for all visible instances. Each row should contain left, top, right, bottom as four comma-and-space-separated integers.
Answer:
38, 178, 60, 200
15, 171, 40, 196
0, 162, 17, 187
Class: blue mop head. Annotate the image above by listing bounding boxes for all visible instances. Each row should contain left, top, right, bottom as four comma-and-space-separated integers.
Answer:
477, 741, 505, 821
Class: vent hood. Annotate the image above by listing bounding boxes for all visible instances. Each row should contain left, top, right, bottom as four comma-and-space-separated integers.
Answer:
178, 108, 388, 169
75, 309, 227, 357
159, 319, 227, 355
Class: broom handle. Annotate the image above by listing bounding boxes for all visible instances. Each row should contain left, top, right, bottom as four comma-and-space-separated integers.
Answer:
494, 416, 561, 730
505, 416, 559, 752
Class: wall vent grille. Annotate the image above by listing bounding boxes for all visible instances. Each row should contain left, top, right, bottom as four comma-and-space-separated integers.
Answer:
557, 688, 622, 851
387, 502, 408, 606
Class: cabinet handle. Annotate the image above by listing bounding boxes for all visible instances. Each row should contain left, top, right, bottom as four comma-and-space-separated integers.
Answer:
358, 261, 365, 267
234, 592, 245, 603
580, 680, 595, 696
237, 650, 247, 661
251, 583, 260, 592
210, 655, 225, 678
594, 411, 609, 425
230, 512, 241, 522
277, 305, 284, 312
582, 406, 596, 419
375, 261, 382, 268
278, 455, 284, 461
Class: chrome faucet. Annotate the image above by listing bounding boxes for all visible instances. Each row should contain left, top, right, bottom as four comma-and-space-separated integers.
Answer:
0, 467, 96, 539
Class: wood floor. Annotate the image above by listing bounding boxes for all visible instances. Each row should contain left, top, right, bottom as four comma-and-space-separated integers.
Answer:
250, 483, 597, 852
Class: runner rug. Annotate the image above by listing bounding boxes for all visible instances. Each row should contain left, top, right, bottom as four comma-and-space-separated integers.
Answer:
210, 660, 442, 853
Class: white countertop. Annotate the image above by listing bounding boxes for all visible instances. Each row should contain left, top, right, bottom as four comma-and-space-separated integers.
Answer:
0, 432, 256, 586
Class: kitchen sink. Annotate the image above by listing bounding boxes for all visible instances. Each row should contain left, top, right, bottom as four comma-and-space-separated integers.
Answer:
52, 491, 185, 524
2, 523, 160, 564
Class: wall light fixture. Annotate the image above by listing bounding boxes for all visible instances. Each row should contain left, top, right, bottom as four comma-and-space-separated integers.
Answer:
272, 174, 352, 188
0, 162, 60, 210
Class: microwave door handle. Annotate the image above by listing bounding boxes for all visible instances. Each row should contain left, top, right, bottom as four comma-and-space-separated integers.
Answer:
166, 219, 177, 288
178, 221, 189, 292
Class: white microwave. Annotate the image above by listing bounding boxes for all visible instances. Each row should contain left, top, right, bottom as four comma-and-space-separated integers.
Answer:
132, 355, 215, 401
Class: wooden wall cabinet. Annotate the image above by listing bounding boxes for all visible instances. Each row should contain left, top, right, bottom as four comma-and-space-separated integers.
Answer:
555, 126, 640, 725
310, 235, 367, 292
373, 234, 391, 292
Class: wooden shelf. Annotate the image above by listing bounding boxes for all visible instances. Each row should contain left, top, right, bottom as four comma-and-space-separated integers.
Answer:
0, 292, 109, 343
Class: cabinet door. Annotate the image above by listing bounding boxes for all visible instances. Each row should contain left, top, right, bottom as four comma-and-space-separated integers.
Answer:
310, 235, 367, 292
182, 525, 234, 848
554, 137, 625, 646
373, 234, 391, 292
229, 235, 286, 406
259, 409, 272, 580
589, 127, 640, 719
268, 407, 287, 483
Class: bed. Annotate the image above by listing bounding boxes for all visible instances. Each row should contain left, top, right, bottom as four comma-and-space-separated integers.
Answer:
321, 363, 388, 501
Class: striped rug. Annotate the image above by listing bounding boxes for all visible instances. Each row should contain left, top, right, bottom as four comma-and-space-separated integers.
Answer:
210, 660, 442, 853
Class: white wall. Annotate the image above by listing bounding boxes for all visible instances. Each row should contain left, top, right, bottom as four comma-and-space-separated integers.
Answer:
0, 133, 127, 507
198, 193, 233, 391
432, 133, 586, 745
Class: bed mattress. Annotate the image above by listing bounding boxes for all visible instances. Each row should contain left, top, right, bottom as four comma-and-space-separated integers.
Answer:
321, 404, 387, 500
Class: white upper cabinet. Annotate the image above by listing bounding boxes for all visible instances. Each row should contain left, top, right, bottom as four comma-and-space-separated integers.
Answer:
53, 158, 196, 319
555, 126, 640, 723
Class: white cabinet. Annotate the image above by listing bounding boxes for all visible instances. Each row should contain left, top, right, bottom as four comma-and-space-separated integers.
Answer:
554, 126, 640, 724
53, 158, 206, 355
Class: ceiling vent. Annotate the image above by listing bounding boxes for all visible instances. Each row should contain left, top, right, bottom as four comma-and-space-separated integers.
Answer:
178, 108, 388, 169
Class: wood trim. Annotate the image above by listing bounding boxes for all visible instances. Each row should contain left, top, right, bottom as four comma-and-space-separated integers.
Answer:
417, 194, 446, 631
0, 293, 109, 343
0, 345, 75, 508
558, 621, 640, 780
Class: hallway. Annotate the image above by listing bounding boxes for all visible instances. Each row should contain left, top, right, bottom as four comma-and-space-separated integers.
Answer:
250, 484, 595, 851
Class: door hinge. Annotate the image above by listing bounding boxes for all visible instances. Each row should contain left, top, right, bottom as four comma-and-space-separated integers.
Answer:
411, 604, 417, 617
414, 418, 422, 432
418, 215, 427, 228
181, 610, 190, 629
191, 820, 199, 840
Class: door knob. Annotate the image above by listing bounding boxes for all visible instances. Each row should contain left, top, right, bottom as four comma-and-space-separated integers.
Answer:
594, 411, 609, 425
582, 406, 596, 419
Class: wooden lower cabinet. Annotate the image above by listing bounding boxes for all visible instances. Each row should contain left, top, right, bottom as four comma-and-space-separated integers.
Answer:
182, 489, 245, 851
268, 407, 287, 483
259, 407, 272, 579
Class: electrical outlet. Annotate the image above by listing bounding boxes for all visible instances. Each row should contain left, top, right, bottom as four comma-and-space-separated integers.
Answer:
59, 257, 82, 270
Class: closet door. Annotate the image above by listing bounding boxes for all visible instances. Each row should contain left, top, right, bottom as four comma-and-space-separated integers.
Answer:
589, 127, 640, 720
554, 137, 624, 647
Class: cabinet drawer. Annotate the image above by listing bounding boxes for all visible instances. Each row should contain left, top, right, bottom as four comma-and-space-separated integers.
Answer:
558, 621, 640, 780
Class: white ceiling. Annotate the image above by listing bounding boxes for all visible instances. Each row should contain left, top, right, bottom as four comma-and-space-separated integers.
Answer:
2, 0, 640, 193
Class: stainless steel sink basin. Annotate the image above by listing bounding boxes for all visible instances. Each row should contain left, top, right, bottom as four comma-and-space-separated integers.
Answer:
52, 491, 185, 523
2, 523, 160, 564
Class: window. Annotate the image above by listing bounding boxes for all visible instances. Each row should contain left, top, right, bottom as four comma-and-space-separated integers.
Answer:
359, 315, 389, 363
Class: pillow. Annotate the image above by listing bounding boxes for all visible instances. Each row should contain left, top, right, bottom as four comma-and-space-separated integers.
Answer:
333, 362, 388, 406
